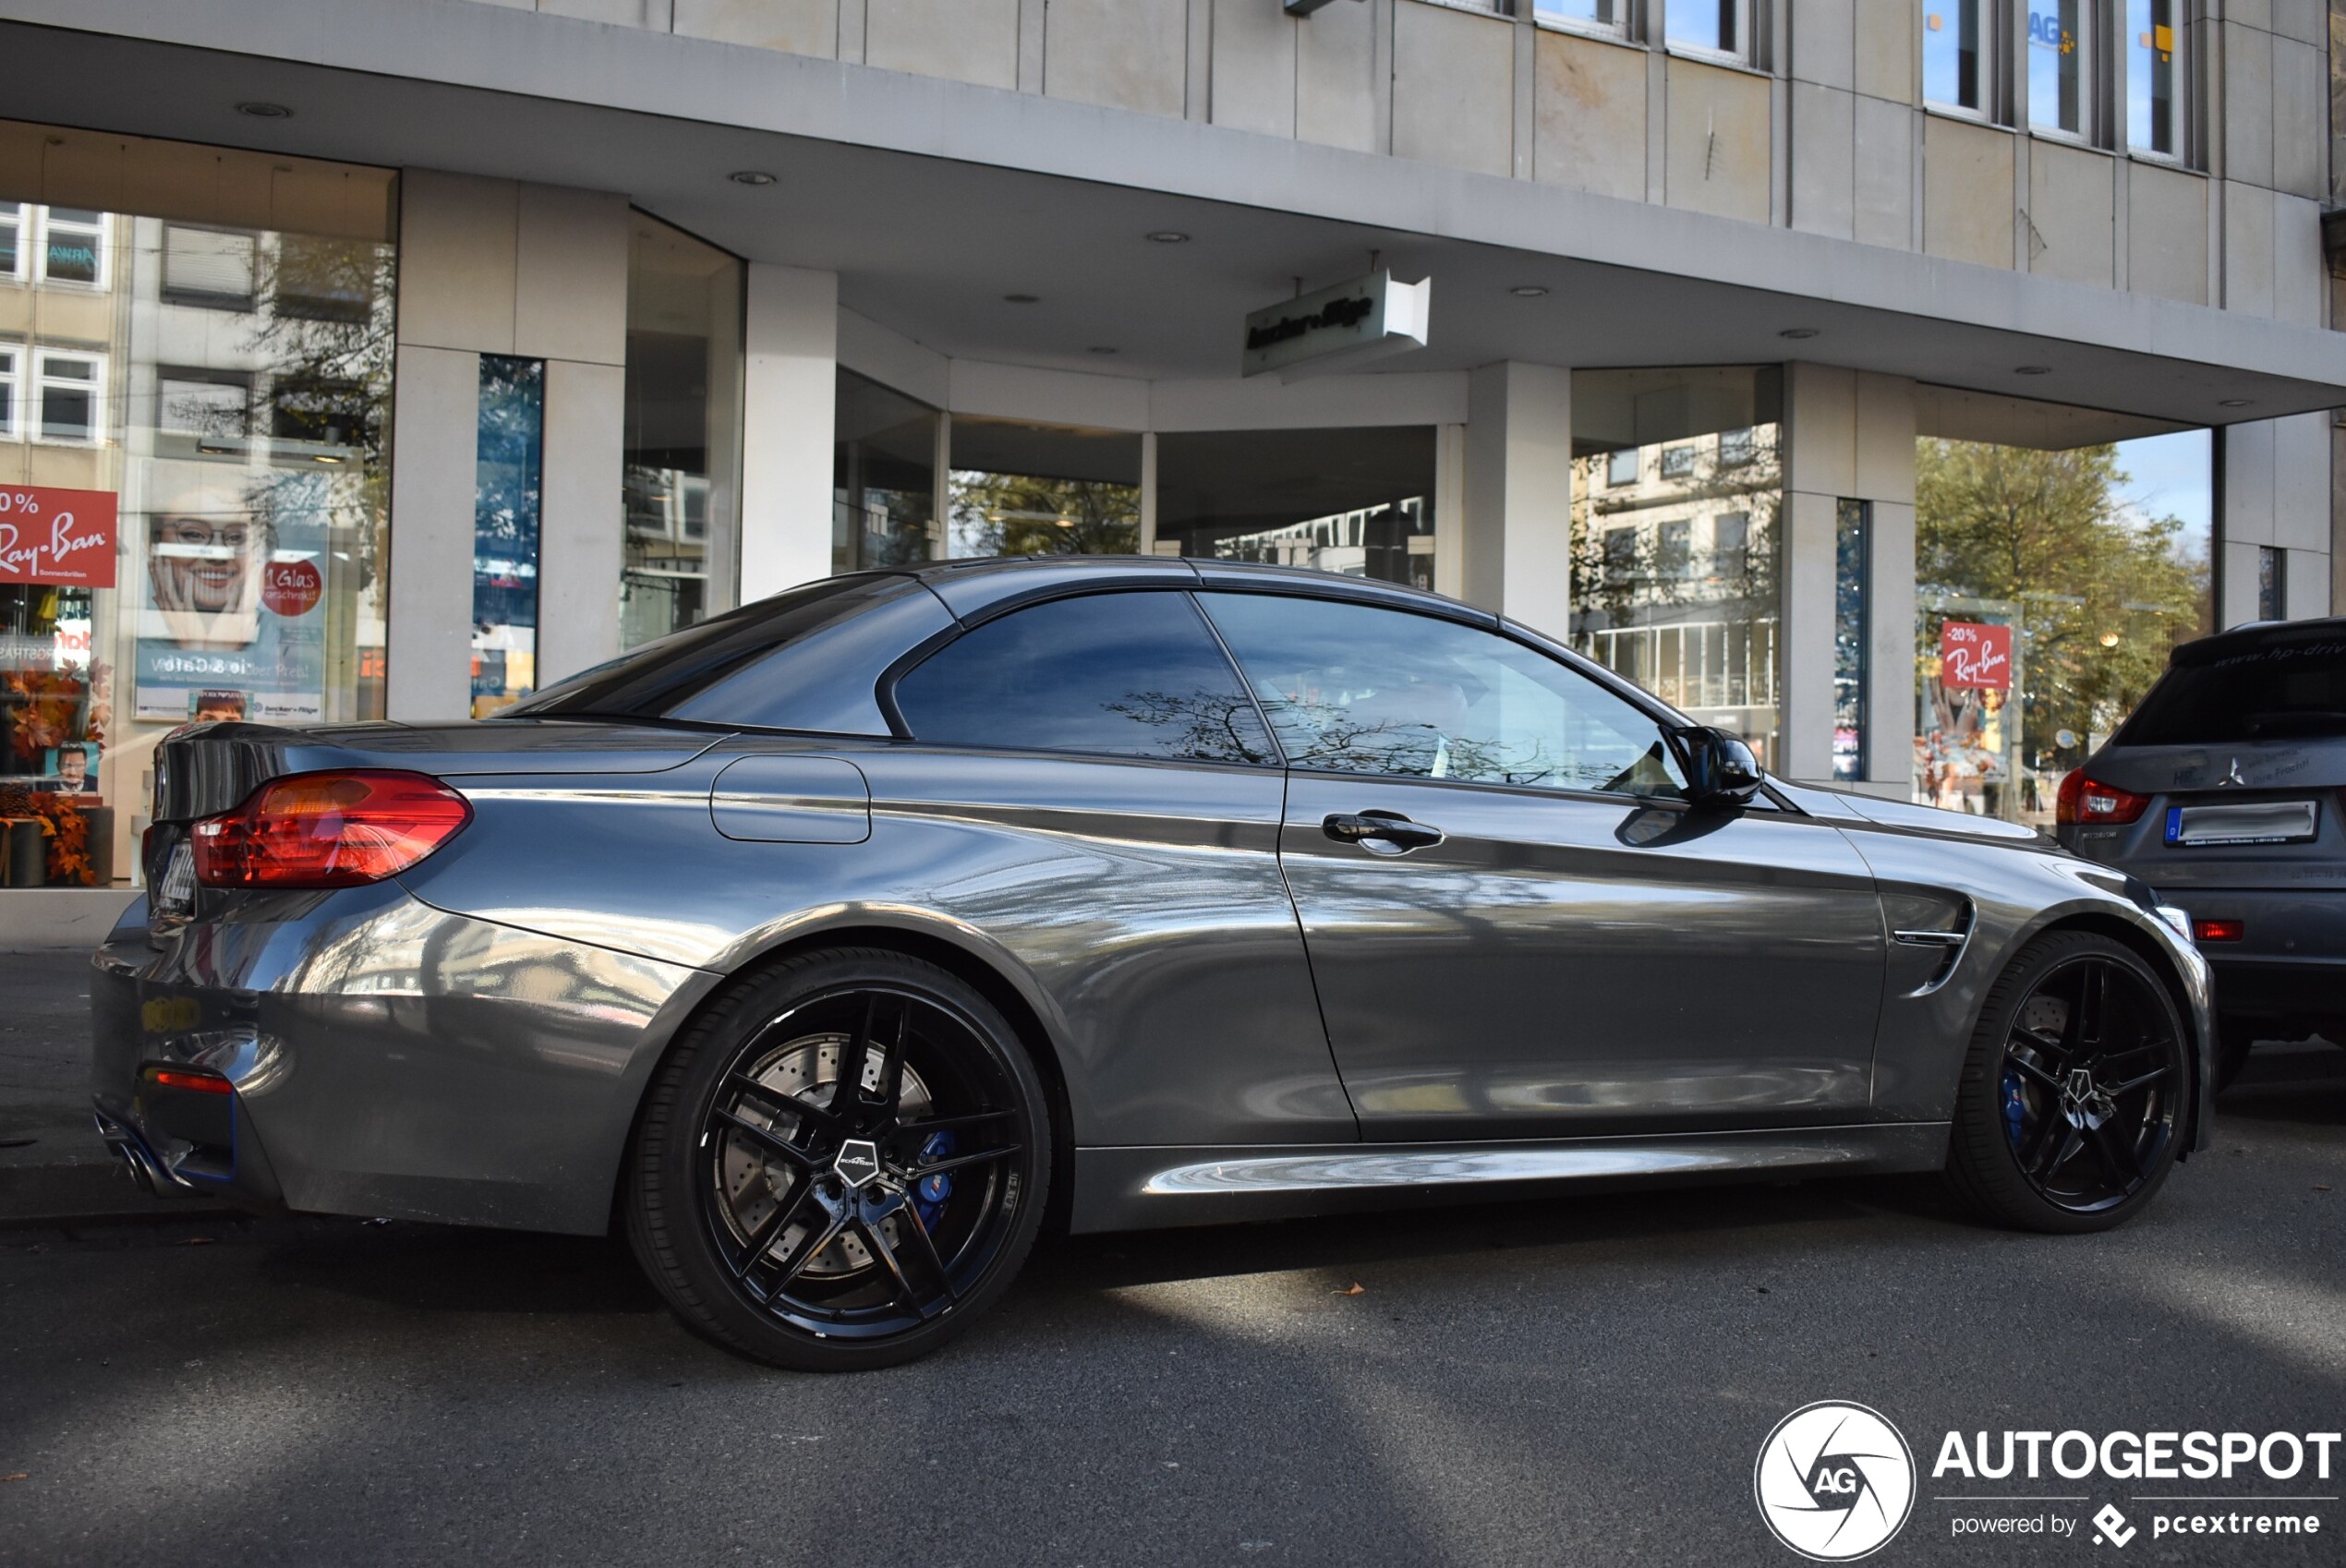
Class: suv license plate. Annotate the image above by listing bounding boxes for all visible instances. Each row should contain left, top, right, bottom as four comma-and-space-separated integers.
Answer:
2164, 800, 2319, 847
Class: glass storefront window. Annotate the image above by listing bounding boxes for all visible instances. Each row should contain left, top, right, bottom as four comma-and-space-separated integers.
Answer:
472, 356, 543, 717
1570, 368, 1784, 770
1155, 427, 1438, 590
1833, 500, 1870, 782
948, 418, 1141, 558
623, 212, 743, 650
834, 368, 938, 572
1914, 427, 2213, 824
0, 121, 396, 887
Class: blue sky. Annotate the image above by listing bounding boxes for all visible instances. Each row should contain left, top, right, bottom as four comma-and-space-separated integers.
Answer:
2110, 428, 2213, 547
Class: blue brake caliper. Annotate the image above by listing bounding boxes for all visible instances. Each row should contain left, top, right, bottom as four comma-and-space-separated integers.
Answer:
914, 1130, 956, 1229
2001, 1070, 2027, 1150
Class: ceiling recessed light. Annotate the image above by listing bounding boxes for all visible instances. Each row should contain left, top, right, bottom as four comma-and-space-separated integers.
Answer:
1004, 294, 1040, 304
728, 170, 777, 186
1778, 327, 1820, 340
1508, 285, 1550, 298
1088, 345, 1119, 356
2015, 365, 2053, 375
2218, 397, 2253, 408
1145, 231, 1191, 244
235, 102, 293, 119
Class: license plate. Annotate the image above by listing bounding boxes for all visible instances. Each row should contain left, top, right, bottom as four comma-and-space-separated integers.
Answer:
2164, 800, 2320, 847
153, 841, 196, 916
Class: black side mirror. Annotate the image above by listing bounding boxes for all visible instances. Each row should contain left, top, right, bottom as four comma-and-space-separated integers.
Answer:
1675, 725, 1763, 808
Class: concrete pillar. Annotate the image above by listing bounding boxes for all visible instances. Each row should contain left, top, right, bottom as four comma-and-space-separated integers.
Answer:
384, 171, 631, 718
740, 263, 840, 601
1459, 361, 1573, 639
1781, 363, 1917, 790
2221, 414, 2334, 626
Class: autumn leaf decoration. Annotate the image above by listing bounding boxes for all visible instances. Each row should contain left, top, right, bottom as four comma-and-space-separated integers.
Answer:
43, 797, 94, 887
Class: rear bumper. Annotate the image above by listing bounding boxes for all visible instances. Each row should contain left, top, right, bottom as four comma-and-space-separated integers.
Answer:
2138, 887, 2346, 1028
91, 884, 720, 1235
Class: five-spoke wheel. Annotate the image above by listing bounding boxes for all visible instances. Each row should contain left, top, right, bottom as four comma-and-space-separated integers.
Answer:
625, 949, 1050, 1370
1948, 931, 2192, 1232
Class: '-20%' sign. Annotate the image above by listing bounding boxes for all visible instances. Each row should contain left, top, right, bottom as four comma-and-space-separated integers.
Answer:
0, 485, 119, 589
1939, 621, 2013, 691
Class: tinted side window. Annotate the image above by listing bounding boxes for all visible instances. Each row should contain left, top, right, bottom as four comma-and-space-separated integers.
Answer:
893, 592, 1275, 764
2115, 635, 2346, 745
1198, 593, 1687, 799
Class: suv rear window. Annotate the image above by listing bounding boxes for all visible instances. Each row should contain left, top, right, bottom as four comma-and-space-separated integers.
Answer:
2114, 631, 2346, 745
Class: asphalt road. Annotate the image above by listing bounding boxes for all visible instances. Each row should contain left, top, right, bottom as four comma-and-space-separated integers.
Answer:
1, 958, 2340, 1567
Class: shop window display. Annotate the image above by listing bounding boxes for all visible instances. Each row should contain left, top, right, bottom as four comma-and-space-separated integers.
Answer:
948, 418, 1141, 558
1569, 368, 1784, 770
1913, 428, 2212, 825
0, 120, 396, 887
623, 213, 743, 649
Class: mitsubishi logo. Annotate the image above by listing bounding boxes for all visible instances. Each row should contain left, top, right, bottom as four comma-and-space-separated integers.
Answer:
833, 1138, 882, 1188
2219, 757, 2246, 788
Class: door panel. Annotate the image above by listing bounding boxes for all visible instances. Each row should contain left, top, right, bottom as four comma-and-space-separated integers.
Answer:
1279, 774, 1886, 1139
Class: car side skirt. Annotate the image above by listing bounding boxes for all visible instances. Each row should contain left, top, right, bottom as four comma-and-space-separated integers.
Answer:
1069, 1122, 1952, 1233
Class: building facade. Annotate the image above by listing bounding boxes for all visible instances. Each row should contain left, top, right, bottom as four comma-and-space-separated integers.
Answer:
1, 0, 2342, 902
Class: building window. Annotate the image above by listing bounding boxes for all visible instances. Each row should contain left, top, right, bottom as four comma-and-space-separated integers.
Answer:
0, 344, 19, 438
1155, 426, 1438, 592
2026, 0, 2093, 138
161, 225, 258, 311
1667, 0, 1747, 58
1535, 0, 1626, 37
32, 350, 103, 443
155, 369, 252, 455
36, 209, 106, 288
1606, 447, 1639, 488
473, 355, 544, 717
2256, 546, 2286, 621
0, 203, 25, 283
623, 212, 744, 649
834, 368, 939, 573
1572, 367, 1784, 771
2125, 0, 2185, 158
1923, 0, 1988, 114
1833, 501, 1870, 782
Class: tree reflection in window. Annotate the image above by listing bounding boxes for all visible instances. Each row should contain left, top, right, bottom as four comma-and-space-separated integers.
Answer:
1198, 593, 1687, 800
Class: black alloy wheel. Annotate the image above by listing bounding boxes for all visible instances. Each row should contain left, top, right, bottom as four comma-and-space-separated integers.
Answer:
1946, 931, 2191, 1234
625, 948, 1050, 1370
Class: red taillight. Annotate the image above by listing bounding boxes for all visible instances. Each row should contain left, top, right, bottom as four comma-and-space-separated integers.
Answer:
2055, 769, 2152, 826
191, 770, 471, 889
142, 1065, 235, 1095
2193, 918, 2245, 943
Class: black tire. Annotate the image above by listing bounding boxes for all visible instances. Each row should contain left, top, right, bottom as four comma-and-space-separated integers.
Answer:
624, 947, 1051, 1371
1946, 931, 2190, 1235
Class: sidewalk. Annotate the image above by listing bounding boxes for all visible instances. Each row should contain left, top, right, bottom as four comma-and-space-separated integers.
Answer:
0, 950, 234, 1226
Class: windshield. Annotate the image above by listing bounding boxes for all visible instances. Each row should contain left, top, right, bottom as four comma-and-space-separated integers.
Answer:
2113, 631, 2346, 745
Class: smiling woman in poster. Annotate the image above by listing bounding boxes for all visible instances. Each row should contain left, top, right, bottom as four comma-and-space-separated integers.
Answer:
142, 485, 262, 652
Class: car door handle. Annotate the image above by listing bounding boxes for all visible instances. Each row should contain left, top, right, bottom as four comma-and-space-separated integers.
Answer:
1323, 812, 1445, 852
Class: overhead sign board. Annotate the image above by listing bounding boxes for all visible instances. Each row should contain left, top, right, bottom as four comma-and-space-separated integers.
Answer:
1242, 271, 1431, 380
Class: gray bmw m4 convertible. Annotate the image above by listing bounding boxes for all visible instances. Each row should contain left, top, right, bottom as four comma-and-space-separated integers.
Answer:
94, 557, 2213, 1369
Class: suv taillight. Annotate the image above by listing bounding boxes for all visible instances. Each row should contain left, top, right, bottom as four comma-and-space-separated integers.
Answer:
2055, 769, 2152, 826
192, 771, 471, 889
